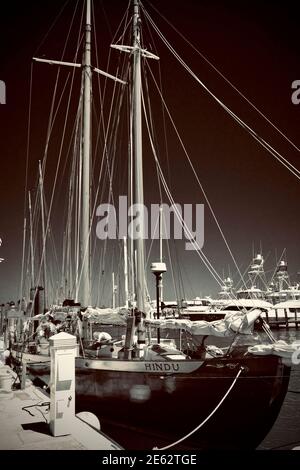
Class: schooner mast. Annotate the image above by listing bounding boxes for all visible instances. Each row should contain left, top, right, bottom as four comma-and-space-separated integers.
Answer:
111, 0, 158, 312
112, 0, 156, 312
79, 0, 92, 307
79, 0, 125, 306
33, 0, 125, 307
132, 0, 146, 312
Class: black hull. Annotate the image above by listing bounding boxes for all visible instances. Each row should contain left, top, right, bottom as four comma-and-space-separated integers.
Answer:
26, 354, 290, 450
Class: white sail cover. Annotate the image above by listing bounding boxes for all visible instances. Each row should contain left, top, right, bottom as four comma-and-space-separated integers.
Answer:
82, 307, 129, 325
248, 340, 300, 360
145, 310, 262, 337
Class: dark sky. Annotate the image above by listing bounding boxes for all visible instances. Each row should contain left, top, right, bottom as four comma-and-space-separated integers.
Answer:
0, 0, 300, 305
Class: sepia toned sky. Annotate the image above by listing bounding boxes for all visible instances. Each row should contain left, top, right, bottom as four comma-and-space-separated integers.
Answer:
0, 0, 299, 305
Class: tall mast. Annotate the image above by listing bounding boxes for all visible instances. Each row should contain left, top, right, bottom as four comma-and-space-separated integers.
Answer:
132, 0, 146, 312
19, 217, 27, 313
159, 205, 163, 302
28, 191, 35, 287
32, 0, 126, 307
112, 272, 116, 309
112, 272, 118, 309
80, 0, 92, 306
39, 161, 47, 309
124, 236, 129, 308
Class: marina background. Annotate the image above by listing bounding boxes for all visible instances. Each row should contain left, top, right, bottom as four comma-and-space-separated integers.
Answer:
0, 0, 300, 453
1, 0, 300, 306
259, 328, 300, 450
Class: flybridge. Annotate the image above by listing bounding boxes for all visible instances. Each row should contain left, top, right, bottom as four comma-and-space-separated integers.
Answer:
0, 81, 5, 104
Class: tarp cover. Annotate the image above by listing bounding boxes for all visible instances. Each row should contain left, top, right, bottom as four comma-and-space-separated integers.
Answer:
82, 307, 129, 325
145, 310, 262, 337
248, 339, 300, 359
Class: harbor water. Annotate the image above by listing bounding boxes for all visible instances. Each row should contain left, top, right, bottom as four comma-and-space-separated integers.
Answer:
258, 328, 300, 450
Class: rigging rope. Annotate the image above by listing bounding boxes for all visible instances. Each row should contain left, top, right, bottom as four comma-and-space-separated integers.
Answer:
142, 90, 225, 288
20, 64, 34, 302
145, 0, 300, 156
144, 59, 248, 290
142, 71, 270, 315
142, 5, 300, 181
31, 1, 83, 309
153, 366, 243, 450
76, 7, 131, 302
34, 0, 70, 56
142, 56, 186, 304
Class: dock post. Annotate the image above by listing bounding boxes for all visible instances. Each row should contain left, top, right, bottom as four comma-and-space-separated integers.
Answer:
275, 308, 279, 328
20, 360, 27, 390
284, 309, 288, 328
49, 332, 77, 437
265, 310, 269, 324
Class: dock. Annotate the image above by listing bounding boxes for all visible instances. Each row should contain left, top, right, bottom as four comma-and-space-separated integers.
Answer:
0, 338, 121, 451
266, 309, 300, 329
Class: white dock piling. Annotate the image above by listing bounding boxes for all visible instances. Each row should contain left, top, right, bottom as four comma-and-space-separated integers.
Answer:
49, 332, 76, 437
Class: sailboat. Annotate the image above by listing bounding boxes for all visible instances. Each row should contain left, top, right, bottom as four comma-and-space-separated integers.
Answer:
12, 0, 291, 450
